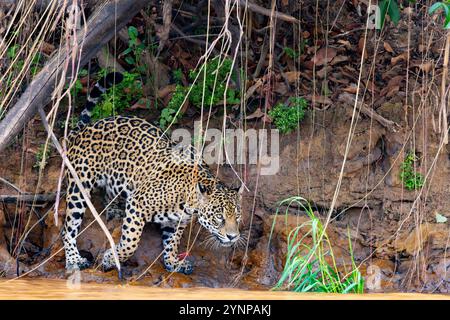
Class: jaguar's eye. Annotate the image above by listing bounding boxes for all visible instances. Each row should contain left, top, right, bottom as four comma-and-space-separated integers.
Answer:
216, 214, 224, 221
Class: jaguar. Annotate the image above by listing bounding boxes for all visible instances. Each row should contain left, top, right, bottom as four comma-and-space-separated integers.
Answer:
62, 72, 243, 275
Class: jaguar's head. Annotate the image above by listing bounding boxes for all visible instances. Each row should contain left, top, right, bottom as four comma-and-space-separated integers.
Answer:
195, 182, 243, 247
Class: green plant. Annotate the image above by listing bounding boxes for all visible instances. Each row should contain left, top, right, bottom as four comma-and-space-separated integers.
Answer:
283, 47, 299, 59
162, 56, 240, 129
271, 197, 364, 293
188, 57, 240, 107
269, 97, 307, 134
172, 68, 184, 84
283, 40, 309, 60
379, 0, 401, 29
400, 152, 424, 190
30, 52, 42, 75
68, 69, 88, 98
429, 1, 450, 28
89, 71, 143, 120
34, 143, 52, 170
122, 26, 145, 65
159, 85, 186, 129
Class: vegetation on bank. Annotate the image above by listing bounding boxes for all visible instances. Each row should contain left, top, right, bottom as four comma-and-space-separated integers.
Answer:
271, 197, 364, 293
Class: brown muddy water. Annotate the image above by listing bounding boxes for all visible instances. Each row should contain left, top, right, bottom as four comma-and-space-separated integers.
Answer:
0, 279, 448, 300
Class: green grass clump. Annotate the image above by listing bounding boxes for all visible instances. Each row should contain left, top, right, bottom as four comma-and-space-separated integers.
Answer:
271, 197, 364, 293
400, 151, 424, 191
269, 97, 307, 134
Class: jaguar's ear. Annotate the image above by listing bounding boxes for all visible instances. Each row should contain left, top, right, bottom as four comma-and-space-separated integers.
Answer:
196, 183, 208, 204
234, 184, 245, 199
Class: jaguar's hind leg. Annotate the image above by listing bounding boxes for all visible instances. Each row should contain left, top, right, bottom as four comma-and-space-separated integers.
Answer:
103, 191, 125, 221
62, 178, 91, 271
101, 197, 144, 271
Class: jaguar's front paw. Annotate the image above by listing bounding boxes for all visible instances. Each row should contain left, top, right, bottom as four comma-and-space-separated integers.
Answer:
164, 258, 193, 275
101, 249, 119, 272
65, 256, 91, 271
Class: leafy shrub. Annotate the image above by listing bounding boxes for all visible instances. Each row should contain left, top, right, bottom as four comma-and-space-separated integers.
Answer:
91, 71, 143, 121
161, 56, 240, 128
400, 152, 424, 190
159, 85, 186, 129
188, 57, 239, 107
271, 197, 364, 293
268, 97, 307, 134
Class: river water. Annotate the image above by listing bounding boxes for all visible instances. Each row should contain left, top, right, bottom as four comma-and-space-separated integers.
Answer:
0, 279, 448, 299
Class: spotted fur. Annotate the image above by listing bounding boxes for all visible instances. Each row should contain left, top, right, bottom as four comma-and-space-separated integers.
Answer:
62, 74, 242, 275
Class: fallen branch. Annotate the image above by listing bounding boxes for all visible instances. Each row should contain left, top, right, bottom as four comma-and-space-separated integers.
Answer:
238, 0, 299, 24
338, 93, 400, 132
0, 0, 151, 153
0, 193, 59, 203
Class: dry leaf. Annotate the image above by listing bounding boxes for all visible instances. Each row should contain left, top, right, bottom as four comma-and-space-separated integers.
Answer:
283, 71, 301, 83
312, 47, 337, 66
383, 41, 394, 53
308, 95, 332, 105
245, 108, 266, 120
358, 38, 368, 60
317, 66, 331, 78
330, 55, 349, 65
329, 75, 349, 85
274, 82, 289, 95
391, 52, 408, 65
337, 39, 352, 50
365, 80, 379, 94
387, 75, 404, 87
41, 42, 55, 55
343, 85, 359, 94
411, 61, 433, 73
158, 84, 176, 99
386, 85, 400, 98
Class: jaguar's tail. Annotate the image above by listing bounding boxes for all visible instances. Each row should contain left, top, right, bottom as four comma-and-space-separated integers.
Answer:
75, 72, 124, 131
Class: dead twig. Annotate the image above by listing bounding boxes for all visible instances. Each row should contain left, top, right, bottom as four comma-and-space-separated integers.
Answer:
338, 92, 401, 132
0, 193, 60, 203
0, 177, 23, 193
238, 0, 299, 24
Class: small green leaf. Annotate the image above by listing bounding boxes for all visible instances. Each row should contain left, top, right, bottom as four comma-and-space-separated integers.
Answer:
125, 56, 135, 65
435, 212, 448, 223
387, 0, 401, 25
128, 26, 138, 40
122, 47, 132, 55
